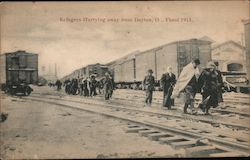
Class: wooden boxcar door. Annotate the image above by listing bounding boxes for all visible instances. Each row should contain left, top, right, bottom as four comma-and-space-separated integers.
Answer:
177, 42, 188, 76
191, 42, 200, 60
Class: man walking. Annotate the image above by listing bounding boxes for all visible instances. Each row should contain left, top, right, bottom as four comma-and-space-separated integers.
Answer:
143, 69, 155, 106
172, 59, 201, 114
198, 61, 219, 115
160, 66, 176, 109
214, 61, 224, 104
103, 72, 114, 100
89, 74, 97, 97
55, 79, 62, 91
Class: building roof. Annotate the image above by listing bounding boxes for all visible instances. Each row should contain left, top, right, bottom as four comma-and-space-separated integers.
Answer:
199, 36, 216, 43
212, 40, 246, 50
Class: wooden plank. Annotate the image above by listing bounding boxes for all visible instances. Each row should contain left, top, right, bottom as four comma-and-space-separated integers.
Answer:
159, 136, 187, 144
185, 145, 218, 157
138, 130, 159, 136
171, 140, 197, 149
209, 151, 245, 157
147, 132, 173, 141
125, 127, 148, 133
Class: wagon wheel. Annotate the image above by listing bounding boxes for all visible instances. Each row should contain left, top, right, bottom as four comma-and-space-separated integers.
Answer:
24, 89, 31, 96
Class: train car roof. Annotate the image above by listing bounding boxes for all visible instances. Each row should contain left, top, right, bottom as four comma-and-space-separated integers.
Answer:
2, 50, 38, 56
135, 38, 212, 57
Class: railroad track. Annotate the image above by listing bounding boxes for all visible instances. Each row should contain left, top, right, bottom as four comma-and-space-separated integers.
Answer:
112, 90, 250, 105
31, 93, 250, 130
101, 91, 250, 118
18, 94, 249, 157
106, 95, 250, 118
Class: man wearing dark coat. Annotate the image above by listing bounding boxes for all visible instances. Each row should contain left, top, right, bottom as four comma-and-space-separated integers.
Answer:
82, 78, 90, 97
55, 80, 62, 91
143, 69, 155, 106
198, 61, 219, 115
103, 72, 114, 100
89, 74, 97, 97
160, 66, 176, 109
214, 61, 224, 103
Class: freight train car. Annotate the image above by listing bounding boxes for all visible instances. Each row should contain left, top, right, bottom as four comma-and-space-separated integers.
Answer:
110, 38, 212, 89
61, 63, 109, 82
0, 50, 38, 95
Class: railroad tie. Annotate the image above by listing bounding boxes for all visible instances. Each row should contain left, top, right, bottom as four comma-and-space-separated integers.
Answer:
159, 136, 188, 144
138, 130, 159, 136
127, 124, 139, 128
188, 129, 202, 133
147, 132, 173, 141
209, 151, 246, 157
170, 140, 197, 149
125, 127, 148, 133
185, 145, 222, 157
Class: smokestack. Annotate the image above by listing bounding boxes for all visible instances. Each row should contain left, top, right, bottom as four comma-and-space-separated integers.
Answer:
49, 64, 51, 75
55, 63, 57, 77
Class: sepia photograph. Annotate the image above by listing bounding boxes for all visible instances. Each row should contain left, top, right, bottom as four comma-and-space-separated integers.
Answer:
0, 1, 250, 159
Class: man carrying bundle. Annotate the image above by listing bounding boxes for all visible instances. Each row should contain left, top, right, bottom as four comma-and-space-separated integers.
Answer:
172, 59, 201, 114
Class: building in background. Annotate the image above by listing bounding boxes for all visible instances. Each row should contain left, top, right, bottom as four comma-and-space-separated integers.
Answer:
243, 19, 250, 80
211, 40, 246, 72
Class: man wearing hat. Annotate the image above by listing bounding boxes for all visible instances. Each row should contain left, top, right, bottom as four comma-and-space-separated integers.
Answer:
103, 72, 114, 100
198, 61, 219, 114
172, 58, 201, 114
143, 69, 155, 106
214, 61, 224, 103
160, 66, 176, 109
89, 74, 97, 97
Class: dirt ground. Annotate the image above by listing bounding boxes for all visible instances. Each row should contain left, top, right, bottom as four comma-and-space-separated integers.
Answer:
0, 93, 184, 159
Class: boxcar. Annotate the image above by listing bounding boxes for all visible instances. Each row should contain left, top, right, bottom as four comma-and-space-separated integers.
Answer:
110, 38, 211, 88
0, 50, 38, 95
135, 39, 211, 82
61, 63, 109, 82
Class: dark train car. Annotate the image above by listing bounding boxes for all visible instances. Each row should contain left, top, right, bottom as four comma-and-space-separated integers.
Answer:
0, 50, 38, 95
61, 63, 109, 82
86, 63, 109, 80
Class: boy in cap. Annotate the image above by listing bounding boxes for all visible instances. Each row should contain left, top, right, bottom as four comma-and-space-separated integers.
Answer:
143, 69, 155, 106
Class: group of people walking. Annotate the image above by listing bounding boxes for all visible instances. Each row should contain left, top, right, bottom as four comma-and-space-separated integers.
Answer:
143, 59, 224, 115
62, 72, 115, 100
54, 59, 224, 115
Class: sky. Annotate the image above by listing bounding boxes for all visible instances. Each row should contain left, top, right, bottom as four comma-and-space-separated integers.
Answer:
1, 1, 249, 78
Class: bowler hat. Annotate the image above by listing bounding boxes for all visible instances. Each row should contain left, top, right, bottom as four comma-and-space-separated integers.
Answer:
193, 58, 200, 65
214, 61, 219, 66
147, 69, 153, 73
